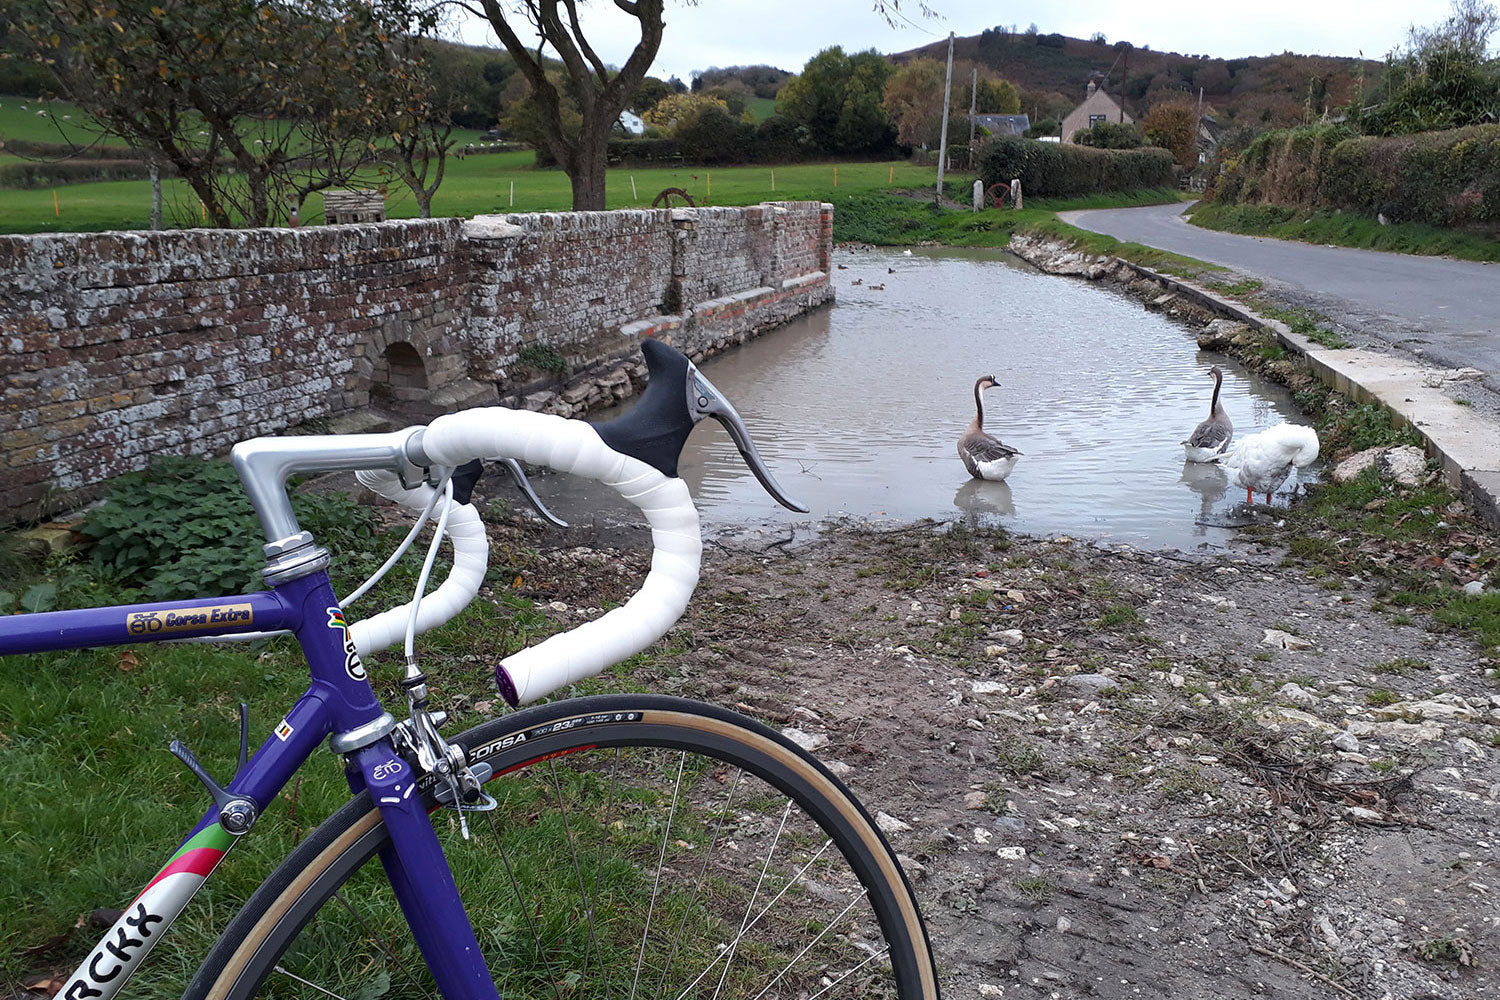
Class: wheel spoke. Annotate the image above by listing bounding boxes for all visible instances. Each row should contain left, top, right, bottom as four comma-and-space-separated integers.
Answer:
550, 756, 604, 976
652, 767, 745, 999
803, 945, 893, 1000
749, 888, 870, 1000
629, 750, 688, 1000
485, 810, 565, 1000
272, 965, 356, 1000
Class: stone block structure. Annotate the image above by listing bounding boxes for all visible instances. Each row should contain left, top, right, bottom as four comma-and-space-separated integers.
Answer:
0, 201, 833, 522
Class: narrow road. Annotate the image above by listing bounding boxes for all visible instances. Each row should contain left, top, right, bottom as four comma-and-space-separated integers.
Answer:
1060, 202, 1500, 376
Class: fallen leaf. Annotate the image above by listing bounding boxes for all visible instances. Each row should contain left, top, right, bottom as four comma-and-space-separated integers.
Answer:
117, 649, 142, 672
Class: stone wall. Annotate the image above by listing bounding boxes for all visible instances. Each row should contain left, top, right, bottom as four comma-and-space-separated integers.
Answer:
0, 201, 833, 522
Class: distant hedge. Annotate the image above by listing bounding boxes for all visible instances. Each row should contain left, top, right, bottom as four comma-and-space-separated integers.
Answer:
977, 136, 1174, 197
0, 159, 158, 188
1211, 124, 1500, 227
536, 114, 814, 168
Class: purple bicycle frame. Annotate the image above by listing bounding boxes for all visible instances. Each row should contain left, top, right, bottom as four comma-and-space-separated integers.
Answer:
0, 569, 501, 1000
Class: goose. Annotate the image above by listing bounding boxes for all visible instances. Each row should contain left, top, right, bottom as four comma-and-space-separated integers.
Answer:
852, 278, 863, 286
1212, 423, 1320, 504
870, 283, 885, 290
1182, 365, 1233, 462
958, 376, 1022, 481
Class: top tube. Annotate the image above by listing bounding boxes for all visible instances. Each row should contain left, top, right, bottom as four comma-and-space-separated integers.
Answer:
0, 590, 296, 657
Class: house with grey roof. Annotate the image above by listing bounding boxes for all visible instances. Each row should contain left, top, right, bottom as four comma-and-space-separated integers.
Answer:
969, 114, 1030, 137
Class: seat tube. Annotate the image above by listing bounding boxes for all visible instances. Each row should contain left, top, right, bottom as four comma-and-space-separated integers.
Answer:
350, 742, 500, 1000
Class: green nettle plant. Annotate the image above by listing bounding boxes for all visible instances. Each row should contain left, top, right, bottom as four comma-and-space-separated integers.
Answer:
80, 457, 378, 600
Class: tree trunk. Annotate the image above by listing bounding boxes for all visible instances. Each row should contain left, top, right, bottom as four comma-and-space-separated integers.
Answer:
569, 132, 608, 211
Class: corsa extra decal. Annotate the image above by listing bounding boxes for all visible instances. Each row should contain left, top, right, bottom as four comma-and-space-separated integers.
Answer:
325, 605, 367, 682
62, 824, 234, 1000
125, 603, 253, 637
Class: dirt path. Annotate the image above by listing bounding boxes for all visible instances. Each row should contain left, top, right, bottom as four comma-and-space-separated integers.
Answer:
517, 520, 1499, 999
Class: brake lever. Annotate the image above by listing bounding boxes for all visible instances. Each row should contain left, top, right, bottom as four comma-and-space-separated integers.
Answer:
687, 366, 809, 513
497, 458, 569, 528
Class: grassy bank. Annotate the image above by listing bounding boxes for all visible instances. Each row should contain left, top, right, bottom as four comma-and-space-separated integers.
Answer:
1188, 201, 1500, 263
833, 187, 1216, 277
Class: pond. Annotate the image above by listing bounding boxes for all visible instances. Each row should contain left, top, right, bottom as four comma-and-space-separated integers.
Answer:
534, 247, 1318, 551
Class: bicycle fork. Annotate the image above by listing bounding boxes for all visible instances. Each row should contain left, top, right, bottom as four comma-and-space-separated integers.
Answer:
350, 741, 502, 1000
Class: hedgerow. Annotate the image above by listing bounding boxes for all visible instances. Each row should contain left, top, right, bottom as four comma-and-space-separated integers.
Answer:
977, 136, 1175, 197
1211, 124, 1500, 227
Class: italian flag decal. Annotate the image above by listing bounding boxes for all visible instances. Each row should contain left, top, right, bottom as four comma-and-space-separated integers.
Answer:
136, 822, 234, 900
63, 823, 237, 1000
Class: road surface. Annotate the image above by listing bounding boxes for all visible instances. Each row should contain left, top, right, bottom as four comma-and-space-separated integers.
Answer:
1060, 202, 1499, 377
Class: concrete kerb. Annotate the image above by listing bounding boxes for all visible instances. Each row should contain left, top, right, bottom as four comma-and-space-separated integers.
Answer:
1116, 261, 1500, 529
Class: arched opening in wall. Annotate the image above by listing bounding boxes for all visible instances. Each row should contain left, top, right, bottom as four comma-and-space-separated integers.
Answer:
370, 341, 429, 416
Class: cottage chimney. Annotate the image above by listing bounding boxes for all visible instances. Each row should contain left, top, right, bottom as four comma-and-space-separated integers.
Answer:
1086, 80, 1097, 97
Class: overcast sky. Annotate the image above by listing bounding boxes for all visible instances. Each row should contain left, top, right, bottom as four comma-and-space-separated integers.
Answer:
448, 0, 1462, 79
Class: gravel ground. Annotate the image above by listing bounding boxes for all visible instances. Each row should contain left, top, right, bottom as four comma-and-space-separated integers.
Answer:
511, 517, 1500, 1000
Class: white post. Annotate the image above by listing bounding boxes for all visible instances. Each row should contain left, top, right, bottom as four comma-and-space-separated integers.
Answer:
631, 174, 637, 201
972, 179, 983, 212
509, 180, 514, 207
935, 31, 955, 202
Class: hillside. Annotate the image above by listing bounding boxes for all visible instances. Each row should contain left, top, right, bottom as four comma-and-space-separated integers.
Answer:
894, 28, 1382, 129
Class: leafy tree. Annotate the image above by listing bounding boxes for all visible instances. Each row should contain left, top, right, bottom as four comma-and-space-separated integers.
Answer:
777, 46, 895, 155
631, 76, 675, 115
8, 0, 440, 227
642, 92, 729, 130
881, 58, 948, 146
676, 102, 751, 163
883, 59, 1019, 148
975, 76, 1021, 113
1142, 101, 1198, 168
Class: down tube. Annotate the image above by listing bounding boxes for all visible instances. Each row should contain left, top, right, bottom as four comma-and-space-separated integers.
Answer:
54, 688, 337, 1000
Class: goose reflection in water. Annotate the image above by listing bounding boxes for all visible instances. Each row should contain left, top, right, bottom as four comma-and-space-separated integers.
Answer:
1179, 461, 1230, 534
954, 477, 1016, 521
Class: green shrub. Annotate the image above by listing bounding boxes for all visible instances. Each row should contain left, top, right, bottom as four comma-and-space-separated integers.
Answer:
977, 136, 1174, 197
79, 457, 378, 600
1075, 122, 1145, 149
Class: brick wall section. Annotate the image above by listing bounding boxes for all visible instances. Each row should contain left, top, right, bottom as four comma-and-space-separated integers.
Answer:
0, 202, 832, 522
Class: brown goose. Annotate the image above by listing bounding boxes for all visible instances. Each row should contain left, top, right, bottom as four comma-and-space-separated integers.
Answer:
1181, 365, 1233, 463
957, 376, 1021, 481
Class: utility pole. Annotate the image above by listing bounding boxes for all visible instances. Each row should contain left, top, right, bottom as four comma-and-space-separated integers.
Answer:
966, 67, 978, 169
1119, 44, 1130, 123
935, 31, 954, 203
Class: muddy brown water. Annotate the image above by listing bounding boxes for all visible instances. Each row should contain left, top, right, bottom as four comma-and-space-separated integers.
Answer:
532, 247, 1318, 551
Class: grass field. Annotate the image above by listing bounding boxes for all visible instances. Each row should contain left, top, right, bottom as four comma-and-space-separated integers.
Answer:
0, 152, 943, 233
1188, 201, 1500, 263
745, 95, 777, 122
0, 97, 102, 145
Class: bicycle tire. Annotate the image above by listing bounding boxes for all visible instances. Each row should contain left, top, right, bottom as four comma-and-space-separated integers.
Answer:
185, 694, 939, 1000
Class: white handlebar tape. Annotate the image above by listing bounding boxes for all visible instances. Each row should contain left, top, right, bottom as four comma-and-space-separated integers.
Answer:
419, 408, 702, 705
347, 469, 489, 659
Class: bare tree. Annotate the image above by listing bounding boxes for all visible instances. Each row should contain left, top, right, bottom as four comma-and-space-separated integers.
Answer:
467, 0, 934, 211
471, 0, 665, 211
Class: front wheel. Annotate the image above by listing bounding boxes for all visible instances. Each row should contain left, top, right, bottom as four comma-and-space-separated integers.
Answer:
187, 694, 939, 999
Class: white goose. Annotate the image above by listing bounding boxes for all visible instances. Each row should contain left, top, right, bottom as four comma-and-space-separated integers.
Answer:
1212, 423, 1320, 505
958, 376, 1022, 481
1182, 365, 1233, 463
